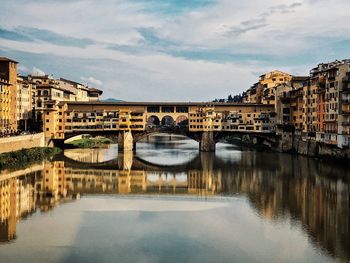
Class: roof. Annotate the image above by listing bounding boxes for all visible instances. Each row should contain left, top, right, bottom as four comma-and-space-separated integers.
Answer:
28, 74, 52, 79
60, 77, 89, 90
0, 57, 18, 63
88, 87, 103, 95
35, 84, 61, 89
291, 76, 309, 81
259, 70, 292, 78
57, 101, 275, 108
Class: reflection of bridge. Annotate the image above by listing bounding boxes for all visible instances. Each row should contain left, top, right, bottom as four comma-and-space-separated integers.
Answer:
55, 151, 215, 172
44, 101, 278, 152
1, 155, 350, 261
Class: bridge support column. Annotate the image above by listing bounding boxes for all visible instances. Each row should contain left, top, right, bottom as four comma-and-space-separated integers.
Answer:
199, 131, 216, 152
50, 139, 64, 148
118, 131, 134, 152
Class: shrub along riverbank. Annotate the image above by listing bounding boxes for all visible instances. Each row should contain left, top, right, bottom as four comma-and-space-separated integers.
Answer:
67, 137, 112, 148
0, 147, 61, 170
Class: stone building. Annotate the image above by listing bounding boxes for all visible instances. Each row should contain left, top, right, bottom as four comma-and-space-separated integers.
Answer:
0, 57, 18, 133
244, 70, 292, 106
16, 76, 34, 131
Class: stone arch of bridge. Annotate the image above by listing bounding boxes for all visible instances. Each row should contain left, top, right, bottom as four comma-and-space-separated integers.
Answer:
175, 115, 188, 126
147, 115, 160, 127
64, 134, 91, 144
132, 128, 199, 143
161, 115, 175, 126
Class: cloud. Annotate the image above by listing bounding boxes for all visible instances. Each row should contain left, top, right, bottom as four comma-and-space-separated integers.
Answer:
224, 22, 268, 36
0, 0, 349, 101
17, 64, 30, 74
0, 26, 95, 48
31, 67, 46, 76
222, 1, 302, 36
80, 76, 103, 86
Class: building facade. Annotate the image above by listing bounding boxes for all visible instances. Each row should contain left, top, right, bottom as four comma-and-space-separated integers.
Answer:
0, 57, 18, 133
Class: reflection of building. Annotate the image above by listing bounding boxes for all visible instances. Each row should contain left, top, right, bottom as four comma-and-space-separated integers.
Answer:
219, 152, 350, 262
1, 156, 349, 262
0, 164, 43, 242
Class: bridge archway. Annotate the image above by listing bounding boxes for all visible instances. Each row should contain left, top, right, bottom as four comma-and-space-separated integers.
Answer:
64, 134, 90, 144
161, 116, 175, 126
175, 115, 188, 127
147, 115, 160, 127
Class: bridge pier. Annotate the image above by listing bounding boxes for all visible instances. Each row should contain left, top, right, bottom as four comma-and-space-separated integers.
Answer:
118, 131, 134, 152
50, 139, 65, 148
199, 131, 216, 152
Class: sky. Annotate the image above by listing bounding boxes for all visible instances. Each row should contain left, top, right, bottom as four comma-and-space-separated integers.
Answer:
0, 0, 349, 101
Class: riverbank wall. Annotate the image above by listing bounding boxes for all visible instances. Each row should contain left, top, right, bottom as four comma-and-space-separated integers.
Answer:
278, 131, 350, 160
0, 133, 45, 154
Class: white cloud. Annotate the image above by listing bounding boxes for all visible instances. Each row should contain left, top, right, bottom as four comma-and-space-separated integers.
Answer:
31, 66, 46, 76
17, 64, 29, 74
80, 76, 103, 86
1, 0, 350, 100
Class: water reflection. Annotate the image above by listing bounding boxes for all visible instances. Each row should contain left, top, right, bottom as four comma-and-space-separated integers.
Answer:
0, 137, 349, 262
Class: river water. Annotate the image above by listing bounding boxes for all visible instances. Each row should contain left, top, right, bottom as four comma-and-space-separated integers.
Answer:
0, 135, 349, 263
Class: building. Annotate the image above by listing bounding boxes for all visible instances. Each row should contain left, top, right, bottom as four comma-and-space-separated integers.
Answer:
274, 60, 350, 148
0, 79, 12, 133
16, 76, 34, 131
0, 57, 18, 133
42, 102, 276, 142
259, 70, 293, 105
58, 78, 103, 102
28, 75, 103, 131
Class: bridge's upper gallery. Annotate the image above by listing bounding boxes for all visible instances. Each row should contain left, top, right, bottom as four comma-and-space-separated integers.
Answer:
44, 101, 276, 140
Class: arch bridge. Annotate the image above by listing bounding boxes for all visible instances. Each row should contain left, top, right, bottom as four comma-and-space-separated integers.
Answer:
44, 101, 279, 152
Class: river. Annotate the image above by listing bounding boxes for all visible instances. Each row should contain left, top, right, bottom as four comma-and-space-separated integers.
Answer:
0, 135, 349, 263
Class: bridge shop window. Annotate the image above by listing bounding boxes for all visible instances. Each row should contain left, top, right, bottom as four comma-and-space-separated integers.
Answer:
147, 106, 160, 113
161, 106, 174, 113
131, 112, 143, 117
176, 107, 188, 113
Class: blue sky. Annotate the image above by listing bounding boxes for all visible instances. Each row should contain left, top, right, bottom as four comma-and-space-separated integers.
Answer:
0, 0, 349, 101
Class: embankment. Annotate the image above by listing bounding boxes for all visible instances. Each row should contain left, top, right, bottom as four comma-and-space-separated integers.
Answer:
278, 132, 350, 161
0, 133, 45, 154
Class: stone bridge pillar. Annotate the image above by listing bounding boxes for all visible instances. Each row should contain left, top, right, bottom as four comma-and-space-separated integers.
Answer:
118, 131, 134, 152
199, 131, 216, 152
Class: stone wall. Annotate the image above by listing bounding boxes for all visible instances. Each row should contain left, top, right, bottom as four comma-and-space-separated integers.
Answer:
0, 133, 45, 154
278, 132, 350, 160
